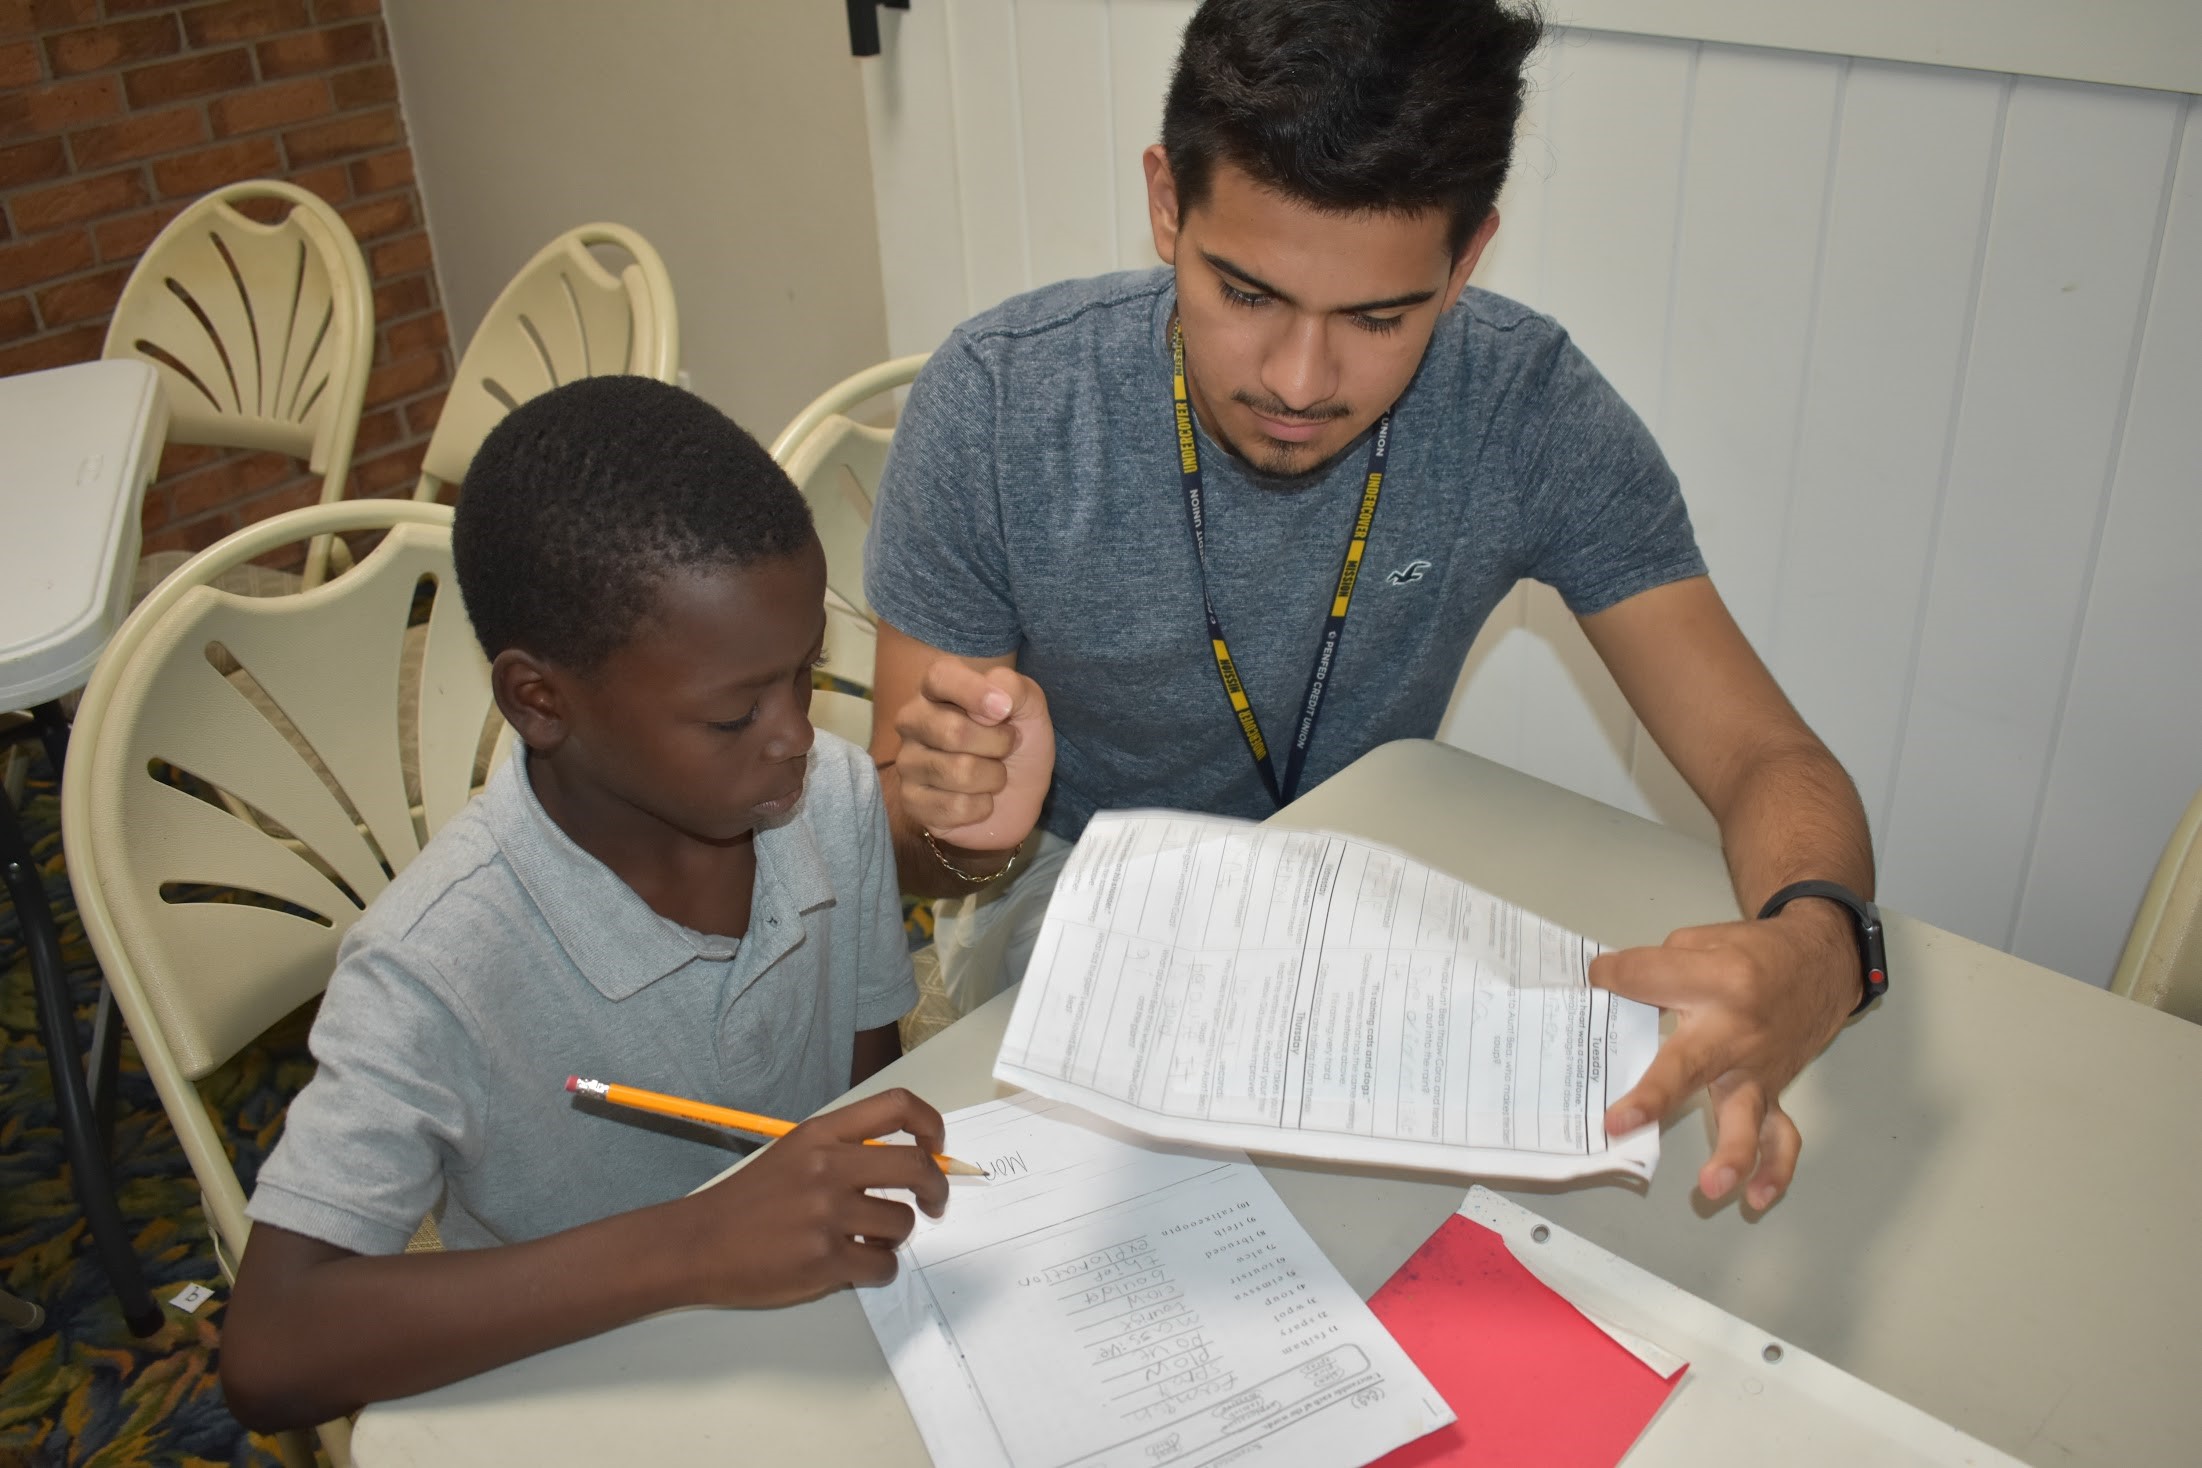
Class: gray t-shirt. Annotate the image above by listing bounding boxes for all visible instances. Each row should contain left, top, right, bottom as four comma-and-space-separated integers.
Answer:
247, 731, 916, 1255
865, 268, 1704, 839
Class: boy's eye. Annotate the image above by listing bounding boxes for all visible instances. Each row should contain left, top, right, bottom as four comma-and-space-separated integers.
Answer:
1353, 312, 1406, 335
708, 708, 759, 734
1218, 280, 1268, 309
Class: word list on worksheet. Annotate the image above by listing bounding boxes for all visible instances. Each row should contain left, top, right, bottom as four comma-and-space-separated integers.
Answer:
996, 810, 1660, 1181
858, 1097, 1449, 1468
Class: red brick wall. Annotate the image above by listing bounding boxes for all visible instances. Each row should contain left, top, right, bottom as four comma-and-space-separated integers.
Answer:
0, 0, 453, 558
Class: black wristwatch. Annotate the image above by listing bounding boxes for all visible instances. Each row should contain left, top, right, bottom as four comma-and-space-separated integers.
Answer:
1757, 880, 1887, 1015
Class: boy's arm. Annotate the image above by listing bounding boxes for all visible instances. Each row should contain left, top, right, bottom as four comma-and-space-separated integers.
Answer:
852, 1022, 902, 1084
221, 1088, 949, 1432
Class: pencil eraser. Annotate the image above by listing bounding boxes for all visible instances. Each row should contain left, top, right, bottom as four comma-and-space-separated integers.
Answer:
563, 1075, 578, 1093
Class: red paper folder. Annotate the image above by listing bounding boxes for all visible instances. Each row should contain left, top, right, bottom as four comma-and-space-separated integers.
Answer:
1367, 1214, 1685, 1467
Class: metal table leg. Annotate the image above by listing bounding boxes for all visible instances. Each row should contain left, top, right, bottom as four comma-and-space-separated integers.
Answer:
0, 704, 160, 1336
29, 705, 124, 1149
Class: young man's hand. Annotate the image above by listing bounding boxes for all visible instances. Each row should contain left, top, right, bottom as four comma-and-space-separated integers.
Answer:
678, 1087, 952, 1308
892, 658, 1054, 855
1591, 901, 1856, 1211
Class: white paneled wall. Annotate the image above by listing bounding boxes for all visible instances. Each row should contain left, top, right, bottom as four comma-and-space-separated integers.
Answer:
859, 2, 2202, 987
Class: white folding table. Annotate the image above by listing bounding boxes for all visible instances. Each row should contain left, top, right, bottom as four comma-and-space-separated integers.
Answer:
353, 739, 2202, 1466
0, 358, 170, 1334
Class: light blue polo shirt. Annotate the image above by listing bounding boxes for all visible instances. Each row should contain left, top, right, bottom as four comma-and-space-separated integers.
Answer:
247, 730, 916, 1255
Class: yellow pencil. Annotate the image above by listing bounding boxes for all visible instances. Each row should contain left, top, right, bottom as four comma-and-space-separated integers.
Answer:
564, 1076, 989, 1176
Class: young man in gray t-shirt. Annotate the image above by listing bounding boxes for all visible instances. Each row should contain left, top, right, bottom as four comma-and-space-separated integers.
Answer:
866, 0, 1880, 1217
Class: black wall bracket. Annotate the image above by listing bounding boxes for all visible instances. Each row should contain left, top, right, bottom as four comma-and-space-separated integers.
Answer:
848, 0, 912, 58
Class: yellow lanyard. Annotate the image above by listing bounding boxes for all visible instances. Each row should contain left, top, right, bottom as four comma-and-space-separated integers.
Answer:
1171, 319, 1391, 807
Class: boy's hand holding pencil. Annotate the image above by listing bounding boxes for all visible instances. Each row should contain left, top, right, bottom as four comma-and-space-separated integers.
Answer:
567, 1077, 988, 1176
594, 1085, 956, 1308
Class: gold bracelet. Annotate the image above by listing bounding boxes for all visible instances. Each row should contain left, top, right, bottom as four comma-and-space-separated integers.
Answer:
922, 829, 1020, 887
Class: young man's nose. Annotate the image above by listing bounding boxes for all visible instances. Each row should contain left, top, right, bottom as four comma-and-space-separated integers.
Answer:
1261, 316, 1340, 413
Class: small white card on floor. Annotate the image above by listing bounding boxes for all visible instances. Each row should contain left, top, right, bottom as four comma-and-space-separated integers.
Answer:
858, 1096, 1450, 1468
168, 1283, 214, 1313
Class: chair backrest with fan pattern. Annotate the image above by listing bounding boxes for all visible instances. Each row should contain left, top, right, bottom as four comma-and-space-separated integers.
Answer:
414, 222, 679, 501
101, 179, 372, 481
767, 355, 928, 748
62, 500, 500, 1262
2112, 785, 2202, 1025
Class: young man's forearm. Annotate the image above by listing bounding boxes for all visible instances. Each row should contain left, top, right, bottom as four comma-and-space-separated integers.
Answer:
223, 1200, 713, 1431
1707, 732, 1875, 913
1705, 735, 1878, 1026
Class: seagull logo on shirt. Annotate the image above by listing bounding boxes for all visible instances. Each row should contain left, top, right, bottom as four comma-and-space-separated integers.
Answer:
1386, 560, 1432, 586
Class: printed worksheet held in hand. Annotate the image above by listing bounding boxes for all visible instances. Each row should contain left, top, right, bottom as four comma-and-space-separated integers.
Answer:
996, 811, 1661, 1182
858, 1097, 1451, 1468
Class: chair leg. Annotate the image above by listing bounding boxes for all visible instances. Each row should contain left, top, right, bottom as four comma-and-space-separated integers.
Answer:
0, 770, 161, 1337
312, 1411, 354, 1467
29, 701, 68, 784
0, 1288, 43, 1333
0, 712, 32, 808
89, 981, 124, 1148
276, 1427, 327, 1468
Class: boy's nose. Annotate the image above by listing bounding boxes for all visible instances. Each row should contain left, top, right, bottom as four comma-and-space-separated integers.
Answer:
765, 693, 816, 762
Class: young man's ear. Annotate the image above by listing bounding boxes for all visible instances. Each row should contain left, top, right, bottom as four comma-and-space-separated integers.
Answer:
1144, 144, 1183, 265
1445, 209, 1503, 309
491, 649, 570, 754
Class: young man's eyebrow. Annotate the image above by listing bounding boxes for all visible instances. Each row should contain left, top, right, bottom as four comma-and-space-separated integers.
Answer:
1200, 251, 1439, 315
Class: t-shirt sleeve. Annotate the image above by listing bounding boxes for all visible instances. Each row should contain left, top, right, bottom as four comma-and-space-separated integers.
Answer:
1507, 328, 1706, 616
862, 335, 1025, 658
848, 750, 920, 1033
246, 933, 487, 1256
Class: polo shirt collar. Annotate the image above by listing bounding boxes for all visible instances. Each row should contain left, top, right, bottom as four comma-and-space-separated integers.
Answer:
482, 748, 837, 1002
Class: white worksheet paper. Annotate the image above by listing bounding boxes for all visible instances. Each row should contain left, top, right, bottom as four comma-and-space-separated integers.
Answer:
858, 1097, 1452, 1468
996, 810, 1661, 1182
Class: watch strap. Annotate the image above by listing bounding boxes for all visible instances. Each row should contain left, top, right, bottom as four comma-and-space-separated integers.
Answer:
1757, 879, 1888, 1015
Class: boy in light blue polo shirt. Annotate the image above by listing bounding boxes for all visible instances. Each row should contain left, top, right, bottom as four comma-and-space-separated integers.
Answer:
220, 377, 950, 1431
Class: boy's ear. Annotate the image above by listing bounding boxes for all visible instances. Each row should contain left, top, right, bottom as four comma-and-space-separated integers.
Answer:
491, 648, 570, 753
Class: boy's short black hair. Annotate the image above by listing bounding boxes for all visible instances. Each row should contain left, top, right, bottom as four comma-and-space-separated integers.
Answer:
453, 375, 814, 670
1162, 0, 1545, 256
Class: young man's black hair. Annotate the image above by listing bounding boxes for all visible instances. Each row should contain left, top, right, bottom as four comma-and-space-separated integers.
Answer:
453, 374, 815, 671
1161, 0, 1545, 256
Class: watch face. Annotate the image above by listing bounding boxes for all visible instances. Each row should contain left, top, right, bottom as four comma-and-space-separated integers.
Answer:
1860, 911, 1888, 998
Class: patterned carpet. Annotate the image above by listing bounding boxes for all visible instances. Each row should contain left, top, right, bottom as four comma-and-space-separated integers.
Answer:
1, 752, 299, 1466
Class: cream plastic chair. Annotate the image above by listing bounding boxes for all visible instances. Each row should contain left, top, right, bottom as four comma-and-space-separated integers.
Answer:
412, 223, 679, 502
771, 356, 960, 1048
61, 500, 498, 1463
768, 353, 928, 748
103, 180, 373, 589
2110, 786, 2202, 1024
